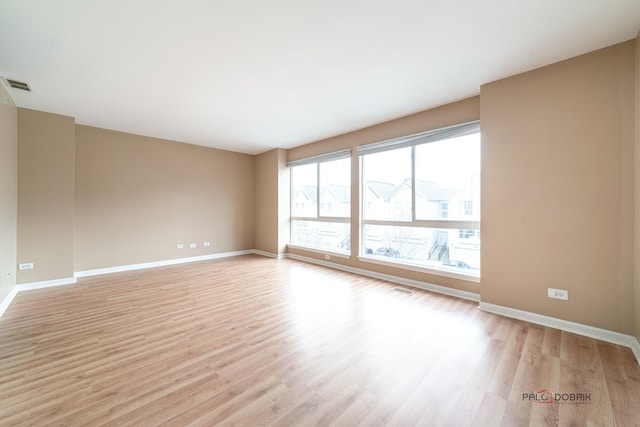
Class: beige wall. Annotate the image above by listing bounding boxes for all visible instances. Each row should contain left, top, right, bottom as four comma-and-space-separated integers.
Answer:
277, 148, 290, 254
255, 148, 290, 256
635, 32, 640, 341
287, 97, 481, 294
255, 149, 279, 254
288, 98, 481, 163
75, 126, 255, 271
17, 109, 75, 283
0, 85, 17, 300
481, 41, 636, 334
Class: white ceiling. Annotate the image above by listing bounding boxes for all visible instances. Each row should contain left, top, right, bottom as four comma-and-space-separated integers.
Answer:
1, 1, 639, 155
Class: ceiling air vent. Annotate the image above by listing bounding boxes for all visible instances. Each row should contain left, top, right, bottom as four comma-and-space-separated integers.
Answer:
2, 77, 31, 92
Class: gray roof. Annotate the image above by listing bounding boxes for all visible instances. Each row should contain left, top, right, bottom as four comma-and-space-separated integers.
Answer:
367, 179, 456, 201
297, 185, 317, 201
367, 181, 396, 201
415, 180, 456, 201
323, 184, 349, 203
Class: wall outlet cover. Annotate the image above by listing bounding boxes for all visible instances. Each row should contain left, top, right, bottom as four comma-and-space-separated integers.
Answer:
548, 288, 569, 300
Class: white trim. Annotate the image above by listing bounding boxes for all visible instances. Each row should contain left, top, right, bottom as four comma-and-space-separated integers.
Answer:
15, 277, 77, 291
75, 250, 254, 278
252, 249, 286, 259
479, 301, 640, 365
0, 277, 76, 319
358, 255, 480, 283
631, 340, 640, 365
1, 250, 260, 319
286, 148, 351, 167
286, 252, 480, 302
290, 216, 351, 224
286, 244, 351, 259
363, 219, 480, 230
357, 120, 480, 156
0, 287, 18, 318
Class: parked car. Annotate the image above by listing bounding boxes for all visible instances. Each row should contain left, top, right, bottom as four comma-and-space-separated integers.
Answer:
443, 260, 470, 269
375, 247, 400, 258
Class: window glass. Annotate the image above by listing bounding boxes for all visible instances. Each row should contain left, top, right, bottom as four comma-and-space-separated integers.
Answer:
414, 134, 480, 221
291, 163, 317, 218
363, 225, 480, 272
319, 158, 351, 217
291, 220, 350, 252
290, 156, 351, 254
362, 147, 411, 221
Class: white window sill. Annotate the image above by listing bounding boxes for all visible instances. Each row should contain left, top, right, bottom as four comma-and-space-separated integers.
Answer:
287, 244, 351, 259
358, 255, 480, 283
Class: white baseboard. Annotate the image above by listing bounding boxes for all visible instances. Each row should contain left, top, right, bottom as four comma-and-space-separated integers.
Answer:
479, 301, 640, 365
75, 250, 254, 278
1, 251, 258, 319
632, 340, 640, 364
0, 287, 18, 318
286, 253, 480, 302
0, 277, 76, 319
252, 249, 286, 259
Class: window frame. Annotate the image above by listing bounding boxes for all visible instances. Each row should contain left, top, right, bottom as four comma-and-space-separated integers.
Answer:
288, 151, 352, 254
357, 121, 480, 281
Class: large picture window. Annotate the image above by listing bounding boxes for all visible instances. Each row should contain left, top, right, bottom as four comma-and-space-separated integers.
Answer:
289, 151, 351, 254
359, 122, 480, 278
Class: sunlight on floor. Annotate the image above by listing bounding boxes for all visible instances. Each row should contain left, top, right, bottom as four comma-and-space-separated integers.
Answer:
286, 266, 354, 347
284, 264, 484, 360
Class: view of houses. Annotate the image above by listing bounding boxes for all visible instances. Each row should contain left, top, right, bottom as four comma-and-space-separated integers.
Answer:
291, 174, 480, 271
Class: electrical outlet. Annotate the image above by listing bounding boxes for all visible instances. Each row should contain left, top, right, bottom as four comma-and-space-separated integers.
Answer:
19, 262, 33, 270
189, 243, 197, 249
203, 242, 210, 247
548, 288, 568, 300
176, 244, 184, 249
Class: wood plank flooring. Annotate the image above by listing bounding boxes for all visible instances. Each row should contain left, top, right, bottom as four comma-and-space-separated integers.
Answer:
1, 255, 639, 426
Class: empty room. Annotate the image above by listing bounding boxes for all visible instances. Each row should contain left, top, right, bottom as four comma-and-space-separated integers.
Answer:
1, 1, 640, 425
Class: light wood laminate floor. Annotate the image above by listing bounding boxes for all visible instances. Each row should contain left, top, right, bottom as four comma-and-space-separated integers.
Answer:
1, 255, 639, 426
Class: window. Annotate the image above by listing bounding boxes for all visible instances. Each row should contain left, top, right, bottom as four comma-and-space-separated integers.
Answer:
359, 122, 480, 277
462, 200, 473, 216
440, 202, 449, 219
459, 229, 479, 239
289, 151, 351, 253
